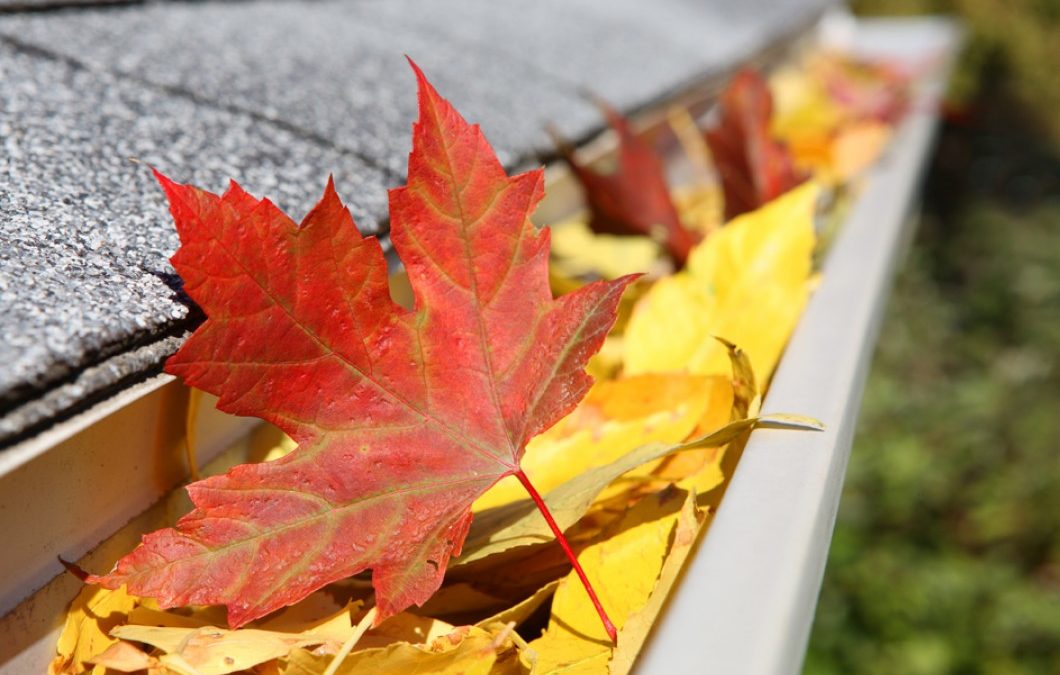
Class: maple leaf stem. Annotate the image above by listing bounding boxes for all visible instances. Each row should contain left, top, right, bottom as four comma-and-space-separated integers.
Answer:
323, 606, 377, 675
513, 468, 618, 643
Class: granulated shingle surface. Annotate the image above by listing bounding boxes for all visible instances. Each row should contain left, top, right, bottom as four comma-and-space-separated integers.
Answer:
0, 39, 391, 443
0, 0, 128, 10
0, 0, 830, 444
0, 0, 830, 173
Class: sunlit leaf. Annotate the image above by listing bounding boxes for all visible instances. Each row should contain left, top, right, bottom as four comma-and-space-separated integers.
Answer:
624, 182, 819, 381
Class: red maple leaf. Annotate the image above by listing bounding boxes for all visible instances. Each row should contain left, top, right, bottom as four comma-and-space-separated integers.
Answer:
89, 61, 633, 639
555, 102, 698, 265
705, 69, 807, 221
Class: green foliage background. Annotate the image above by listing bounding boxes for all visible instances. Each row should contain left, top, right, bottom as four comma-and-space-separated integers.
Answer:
805, 2, 1060, 673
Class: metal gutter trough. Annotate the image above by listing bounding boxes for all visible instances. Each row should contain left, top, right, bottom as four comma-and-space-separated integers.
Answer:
637, 15, 962, 674
0, 2, 958, 672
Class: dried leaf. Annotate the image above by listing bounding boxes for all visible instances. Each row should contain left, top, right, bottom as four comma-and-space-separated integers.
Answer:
475, 580, 561, 631
610, 492, 704, 674
416, 583, 510, 622
529, 489, 692, 673
356, 611, 457, 650
829, 121, 892, 181
817, 50, 912, 125
705, 69, 807, 221
770, 53, 907, 183
84, 641, 160, 673
255, 599, 358, 647
110, 624, 327, 675
50, 584, 138, 674
556, 103, 698, 264
671, 183, 724, 237
126, 605, 215, 630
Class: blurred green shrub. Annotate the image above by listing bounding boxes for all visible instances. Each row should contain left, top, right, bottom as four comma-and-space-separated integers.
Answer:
807, 4, 1060, 672
855, 0, 1060, 145
806, 201, 1060, 674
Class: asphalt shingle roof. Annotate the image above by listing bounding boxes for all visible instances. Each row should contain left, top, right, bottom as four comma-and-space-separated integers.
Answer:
0, 0, 831, 445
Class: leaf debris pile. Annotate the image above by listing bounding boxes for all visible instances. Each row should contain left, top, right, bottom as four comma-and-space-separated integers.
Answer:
53, 46, 917, 675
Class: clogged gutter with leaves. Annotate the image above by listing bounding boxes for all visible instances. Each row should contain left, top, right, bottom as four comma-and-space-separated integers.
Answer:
52, 47, 919, 675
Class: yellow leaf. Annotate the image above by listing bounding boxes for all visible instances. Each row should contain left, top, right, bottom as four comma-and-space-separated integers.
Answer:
529, 489, 693, 674
50, 584, 139, 675
280, 625, 512, 675
246, 422, 298, 463
769, 64, 843, 143
830, 121, 891, 181
770, 54, 899, 184
585, 333, 626, 381
610, 492, 704, 674
253, 594, 357, 646
110, 625, 328, 675
548, 219, 666, 280
84, 641, 160, 673
528, 632, 611, 675
417, 583, 509, 622
474, 373, 715, 513
671, 183, 723, 236
358, 612, 456, 650
127, 597, 229, 630
623, 182, 819, 381
458, 414, 769, 565
642, 373, 730, 484
126, 605, 214, 630
475, 580, 561, 632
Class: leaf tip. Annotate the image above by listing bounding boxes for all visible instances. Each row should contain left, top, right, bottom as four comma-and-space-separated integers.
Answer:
58, 556, 89, 582
405, 55, 431, 93
758, 414, 826, 432
149, 167, 194, 213
322, 173, 339, 202
595, 97, 631, 138
405, 55, 451, 131
711, 335, 739, 352
149, 165, 175, 189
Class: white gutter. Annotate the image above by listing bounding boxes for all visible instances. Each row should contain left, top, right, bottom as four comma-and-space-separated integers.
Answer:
636, 16, 962, 674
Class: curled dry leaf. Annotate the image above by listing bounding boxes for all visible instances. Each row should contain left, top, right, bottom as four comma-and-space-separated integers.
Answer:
84, 641, 159, 674
356, 611, 456, 651
475, 579, 562, 633
416, 583, 512, 624
705, 69, 808, 221
109, 624, 329, 675
458, 411, 815, 566
555, 102, 699, 265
